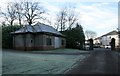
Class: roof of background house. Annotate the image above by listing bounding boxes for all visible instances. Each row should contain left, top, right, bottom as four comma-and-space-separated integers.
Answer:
12, 22, 63, 36
101, 30, 118, 37
94, 37, 102, 40
94, 30, 118, 40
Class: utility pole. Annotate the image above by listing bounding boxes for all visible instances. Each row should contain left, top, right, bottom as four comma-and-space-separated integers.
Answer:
118, 30, 120, 50
118, 2, 120, 50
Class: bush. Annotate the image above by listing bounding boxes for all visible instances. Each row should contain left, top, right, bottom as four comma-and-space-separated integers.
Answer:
2, 25, 21, 48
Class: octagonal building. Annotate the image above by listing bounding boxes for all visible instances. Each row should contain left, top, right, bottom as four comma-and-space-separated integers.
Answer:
11, 22, 66, 51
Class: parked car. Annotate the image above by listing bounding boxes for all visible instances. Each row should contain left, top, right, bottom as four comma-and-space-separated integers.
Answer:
105, 45, 111, 49
94, 45, 100, 48
85, 45, 90, 50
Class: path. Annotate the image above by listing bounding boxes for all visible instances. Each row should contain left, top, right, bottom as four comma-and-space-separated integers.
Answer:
65, 48, 119, 74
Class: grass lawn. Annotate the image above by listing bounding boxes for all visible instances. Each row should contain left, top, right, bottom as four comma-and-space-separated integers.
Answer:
2, 49, 90, 74
32, 49, 90, 54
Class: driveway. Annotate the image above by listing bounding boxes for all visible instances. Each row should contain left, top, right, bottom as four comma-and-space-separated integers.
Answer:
65, 48, 119, 74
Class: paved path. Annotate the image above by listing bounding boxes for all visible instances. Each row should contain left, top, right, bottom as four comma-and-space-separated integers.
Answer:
65, 49, 119, 74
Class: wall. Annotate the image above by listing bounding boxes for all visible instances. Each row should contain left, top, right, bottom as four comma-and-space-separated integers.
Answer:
54, 37, 61, 48
25, 34, 34, 51
14, 34, 25, 50
34, 34, 43, 50
14, 34, 66, 51
42, 35, 55, 50
99, 35, 119, 48
60, 37, 66, 48
14, 34, 35, 51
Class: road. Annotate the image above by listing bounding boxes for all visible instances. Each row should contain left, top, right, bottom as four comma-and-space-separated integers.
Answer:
65, 48, 119, 74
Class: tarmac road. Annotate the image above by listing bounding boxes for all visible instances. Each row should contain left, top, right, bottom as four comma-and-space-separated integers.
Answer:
65, 48, 119, 74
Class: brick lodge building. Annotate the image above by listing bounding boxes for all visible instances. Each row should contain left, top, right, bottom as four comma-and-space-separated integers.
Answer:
11, 22, 66, 51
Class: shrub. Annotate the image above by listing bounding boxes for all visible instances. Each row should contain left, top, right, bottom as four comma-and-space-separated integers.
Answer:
2, 25, 21, 48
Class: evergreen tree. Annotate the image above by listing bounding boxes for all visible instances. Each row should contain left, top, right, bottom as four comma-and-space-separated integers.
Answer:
75, 23, 85, 49
62, 23, 85, 50
2, 25, 21, 48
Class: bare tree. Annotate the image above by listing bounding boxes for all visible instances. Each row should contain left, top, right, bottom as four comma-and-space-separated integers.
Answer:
55, 8, 67, 31
55, 6, 79, 31
22, 2, 45, 25
1, 3, 17, 26
67, 7, 78, 30
85, 30, 97, 40
44, 13, 53, 26
14, 3, 23, 26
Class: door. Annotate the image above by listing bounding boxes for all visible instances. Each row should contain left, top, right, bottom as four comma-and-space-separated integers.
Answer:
54, 37, 60, 48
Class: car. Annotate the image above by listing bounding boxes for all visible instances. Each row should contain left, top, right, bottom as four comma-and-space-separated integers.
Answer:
85, 45, 90, 50
105, 45, 111, 49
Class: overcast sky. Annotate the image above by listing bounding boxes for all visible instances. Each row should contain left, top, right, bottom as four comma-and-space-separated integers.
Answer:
0, 0, 119, 37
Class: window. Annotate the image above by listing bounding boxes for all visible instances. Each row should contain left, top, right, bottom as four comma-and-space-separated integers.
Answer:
46, 38, 52, 45
31, 40, 33, 43
61, 39, 65, 45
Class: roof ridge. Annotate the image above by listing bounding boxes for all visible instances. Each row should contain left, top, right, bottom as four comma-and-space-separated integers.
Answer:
39, 22, 55, 29
35, 23, 42, 32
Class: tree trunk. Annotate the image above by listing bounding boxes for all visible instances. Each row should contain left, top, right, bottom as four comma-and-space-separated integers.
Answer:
19, 18, 22, 26
10, 20, 13, 26
28, 19, 32, 25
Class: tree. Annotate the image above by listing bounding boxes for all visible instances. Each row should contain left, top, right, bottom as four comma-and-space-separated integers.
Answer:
62, 23, 85, 49
22, 2, 45, 25
55, 6, 79, 31
85, 30, 97, 40
67, 7, 78, 30
14, 3, 23, 26
1, 3, 17, 26
73, 23, 85, 49
2, 25, 21, 48
55, 8, 67, 31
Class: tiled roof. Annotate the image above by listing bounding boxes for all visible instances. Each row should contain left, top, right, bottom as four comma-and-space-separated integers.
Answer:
12, 22, 63, 36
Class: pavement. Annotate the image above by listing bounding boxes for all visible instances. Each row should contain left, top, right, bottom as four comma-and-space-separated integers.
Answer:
65, 48, 119, 74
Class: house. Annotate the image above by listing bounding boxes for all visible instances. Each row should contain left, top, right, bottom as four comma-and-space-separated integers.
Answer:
94, 30, 119, 48
94, 37, 101, 45
11, 22, 66, 51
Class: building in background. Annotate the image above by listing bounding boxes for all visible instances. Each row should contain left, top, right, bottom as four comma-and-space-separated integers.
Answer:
11, 22, 66, 51
94, 30, 119, 48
